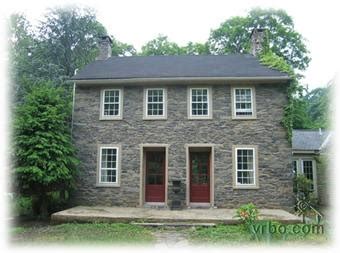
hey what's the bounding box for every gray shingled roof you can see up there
[71,54,289,80]
[292,130,331,151]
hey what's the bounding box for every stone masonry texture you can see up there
[72,83,294,210]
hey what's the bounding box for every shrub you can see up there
[235,203,259,226]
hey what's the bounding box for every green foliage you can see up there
[305,87,331,129]
[189,222,327,245]
[9,7,135,101]
[140,35,210,56]
[140,35,184,56]
[13,83,79,216]
[235,203,259,226]
[209,7,310,70]
[111,37,136,56]
[11,196,33,217]
[11,223,154,244]
[259,50,300,140]
[294,174,313,197]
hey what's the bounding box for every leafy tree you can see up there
[305,86,331,129]
[13,84,78,217]
[9,14,37,101]
[111,37,136,56]
[209,8,310,71]
[140,35,184,56]
[182,42,210,55]
[37,6,107,82]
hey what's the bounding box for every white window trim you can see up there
[231,86,256,119]
[294,158,317,195]
[188,87,212,119]
[143,88,167,120]
[96,144,121,187]
[232,145,259,189]
[100,88,123,120]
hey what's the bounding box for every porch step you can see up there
[131,222,216,227]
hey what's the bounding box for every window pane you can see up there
[147,89,164,116]
[236,149,255,185]
[191,89,208,116]
[235,88,253,116]
[103,90,120,116]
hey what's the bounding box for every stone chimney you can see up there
[250,28,266,56]
[96,35,112,60]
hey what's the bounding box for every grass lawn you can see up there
[11,223,155,245]
[10,221,329,246]
[189,222,329,245]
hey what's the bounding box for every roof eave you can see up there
[72,76,291,85]
[292,149,320,155]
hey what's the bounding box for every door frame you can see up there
[139,144,169,207]
[185,144,215,207]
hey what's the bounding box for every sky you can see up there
[2,0,340,89]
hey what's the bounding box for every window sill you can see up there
[99,117,123,121]
[143,117,167,120]
[233,185,259,190]
[95,183,120,188]
[232,116,257,120]
[188,116,213,120]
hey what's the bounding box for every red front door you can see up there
[145,151,165,202]
[190,152,210,203]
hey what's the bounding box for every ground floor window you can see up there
[98,146,119,185]
[293,158,317,193]
[233,146,258,188]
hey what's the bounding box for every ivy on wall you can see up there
[258,35,300,142]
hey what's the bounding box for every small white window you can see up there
[189,88,211,119]
[144,88,167,119]
[100,89,123,120]
[302,160,316,191]
[99,147,119,185]
[232,87,255,118]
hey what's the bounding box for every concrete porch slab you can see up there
[51,206,302,224]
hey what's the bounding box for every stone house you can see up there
[292,129,332,206]
[71,29,294,210]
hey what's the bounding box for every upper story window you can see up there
[232,87,256,119]
[100,89,123,120]
[189,87,212,119]
[233,146,258,189]
[144,88,167,119]
[98,146,120,186]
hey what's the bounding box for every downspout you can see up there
[71,69,78,138]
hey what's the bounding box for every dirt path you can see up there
[151,227,191,247]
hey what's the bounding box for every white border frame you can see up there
[294,157,318,196]
[232,145,259,189]
[231,86,257,120]
[100,88,123,120]
[188,87,212,119]
[143,88,167,120]
[96,144,121,187]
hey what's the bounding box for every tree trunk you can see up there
[39,193,49,219]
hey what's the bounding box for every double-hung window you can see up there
[189,88,211,119]
[233,146,258,188]
[98,146,120,186]
[144,88,166,119]
[302,160,315,191]
[101,89,123,120]
[232,87,255,118]
[293,159,317,194]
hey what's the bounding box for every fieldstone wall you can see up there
[72,83,294,210]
